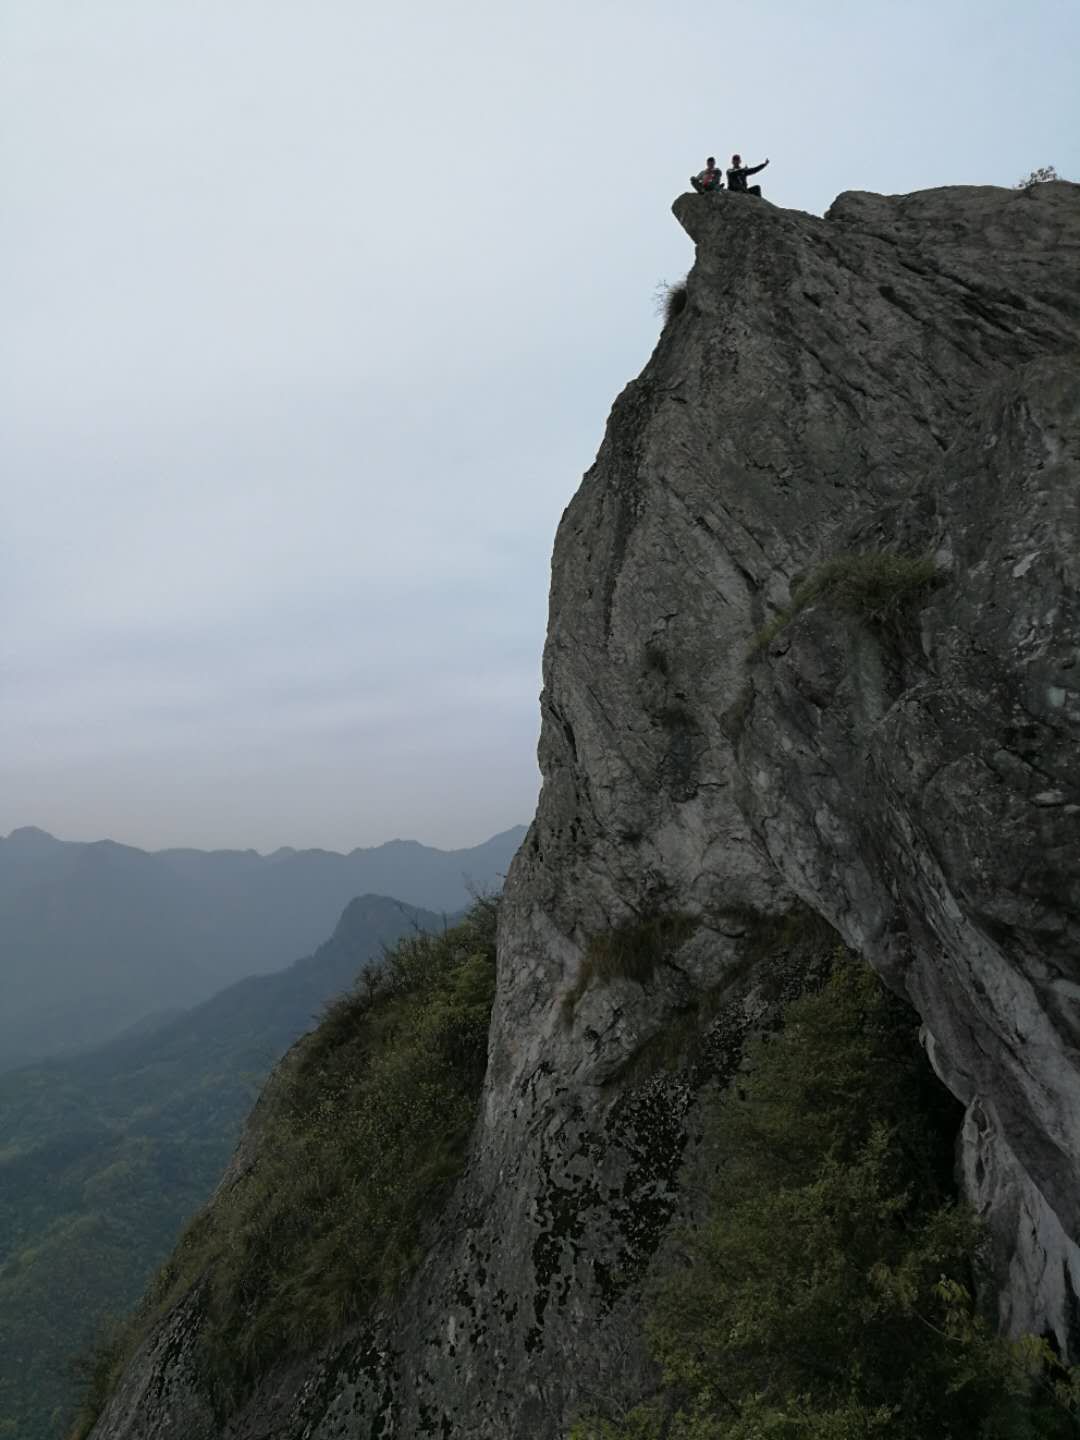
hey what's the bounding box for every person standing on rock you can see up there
[727,154,769,196]
[690,157,724,193]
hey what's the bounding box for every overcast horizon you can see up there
[0,817,526,855]
[4,0,1078,853]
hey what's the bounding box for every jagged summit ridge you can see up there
[89,182,1080,1439]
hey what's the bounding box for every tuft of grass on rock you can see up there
[753,551,937,653]
[562,913,698,1023]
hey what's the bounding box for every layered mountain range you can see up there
[0,824,524,1068]
[87,180,1080,1437]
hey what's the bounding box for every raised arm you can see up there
[746,159,770,176]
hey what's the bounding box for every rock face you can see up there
[742,353,1080,1348]
[90,182,1080,1438]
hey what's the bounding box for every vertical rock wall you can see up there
[90,181,1080,1439]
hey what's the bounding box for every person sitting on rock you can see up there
[727,154,769,196]
[690,157,724,194]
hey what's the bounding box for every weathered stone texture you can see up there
[742,354,1080,1347]
[91,180,1080,1438]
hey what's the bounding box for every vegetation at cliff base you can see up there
[753,552,936,652]
[572,956,1080,1439]
[87,901,499,1424]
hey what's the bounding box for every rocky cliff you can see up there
[89,181,1080,1439]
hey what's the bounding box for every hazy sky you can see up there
[3,1,1077,852]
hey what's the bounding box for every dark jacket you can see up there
[726,161,766,192]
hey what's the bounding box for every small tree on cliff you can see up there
[1016,165,1060,188]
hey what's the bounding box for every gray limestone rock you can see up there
[89,180,1080,1438]
[741,353,1080,1349]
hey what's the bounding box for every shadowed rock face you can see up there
[90,183,1080,1438]
[741,354,1080,1347]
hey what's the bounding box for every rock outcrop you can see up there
[90,181,1080,1439]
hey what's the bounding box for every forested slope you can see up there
[0,895,436,1440]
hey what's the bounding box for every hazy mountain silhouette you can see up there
[0,824,524,1069]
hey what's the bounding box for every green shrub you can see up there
[562,914,698,1022]
[1016,166,1060,188]
[111,902,499,1416]
[572,955,1080,1439]
[604,906,837,1087]
[753,552,936,653]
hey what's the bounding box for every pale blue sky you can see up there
[2,0,1077,850]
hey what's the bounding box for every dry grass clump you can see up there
[654,277,689,324]
[753,552,937,653]
[562,913,697,1023]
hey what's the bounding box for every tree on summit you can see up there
[1016,165,1060,188]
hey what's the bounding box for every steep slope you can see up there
[87,182,1080,1439]
[0,896,436,1440]
[740,353,1080,1345]
[0,825,524,1068]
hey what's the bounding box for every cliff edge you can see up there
[89,181,1080,1438]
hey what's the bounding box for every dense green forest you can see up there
[571,958,1080,1439]
[0,894,435,1440]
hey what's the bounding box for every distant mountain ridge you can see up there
[0,824,525,1069]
